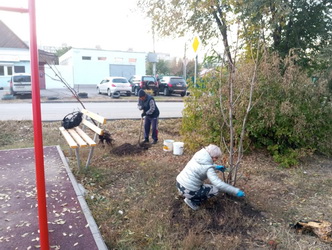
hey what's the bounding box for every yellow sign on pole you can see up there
[192,36,200,86]
[192,36,200,53]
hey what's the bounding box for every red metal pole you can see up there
[0,2,49,249]
[28,0,50,249]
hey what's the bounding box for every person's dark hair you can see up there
[138,89,146,97]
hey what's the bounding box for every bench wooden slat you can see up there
[67,129,88,147]
[60,109,106,170]
[59,127,78,148]
[81,109,106,125]
[82,119,104,135]
[74,127,97,146]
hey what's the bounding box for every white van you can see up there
[9,73,32,95]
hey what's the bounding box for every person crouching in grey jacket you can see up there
[176,144,245,210]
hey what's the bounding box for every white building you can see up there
[0,48,31,88]
[1,20,148,89]
[0,20,58,89]
[0,20,31,88]
[57,48,147,87]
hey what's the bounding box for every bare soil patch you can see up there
[111,142,150,155]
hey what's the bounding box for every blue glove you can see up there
[215,165,226,172]
[236,190,245,197]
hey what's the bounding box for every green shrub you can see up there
[247,53,332,166]
[182,52,332,167]
[181,63,254,154]
[181,78,223,151]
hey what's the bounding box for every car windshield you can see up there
[112,78,128,83]
[170,78,185,84]
[143,77,155,82]
[13,76,31,82]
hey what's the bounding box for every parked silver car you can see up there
[9,73,32,95]
[97,77,132,97]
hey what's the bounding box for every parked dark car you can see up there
[158,76,187,97]
[128,75,159,96]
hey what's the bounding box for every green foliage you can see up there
[247,53,332,167]
[267,145,301,168]
[182,80,217,151]
[185,59,199,80]
[139,0,331,74]
[181,60,254,154]
[138,0,332,167]
[182,52,332,167]
[236,0,332,72]
[138,0,236,64]
[146,57,199,80]
[55,46,72,57]
[146,59,171,75]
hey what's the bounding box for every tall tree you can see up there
[235,0,332,71]
[138,0,332,181]
[146,59,171,75]
[139,0,331,72]
[138,0,236,69]
[186,59,199,81]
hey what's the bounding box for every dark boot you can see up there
[152,140,158,144]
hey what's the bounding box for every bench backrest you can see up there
[81,109,106,136]
[59,109,107,149]
[59,109,107,169]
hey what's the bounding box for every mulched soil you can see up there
[110,142,150,155]
[0,146,103,249]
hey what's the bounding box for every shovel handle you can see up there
[138,116,143,144]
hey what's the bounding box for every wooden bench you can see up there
[59,109,106,170]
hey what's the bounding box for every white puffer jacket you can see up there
[176,148,239,196]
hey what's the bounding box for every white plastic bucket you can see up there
[173,142,184,155]
[163,139,174,152]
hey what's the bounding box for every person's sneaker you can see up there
[142,139,149,143]
[152,140,158,144]
[184,198,199,210]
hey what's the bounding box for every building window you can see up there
[0,66,14,76]
[98,57,107,61]
[14,66,25,73]
[7,66,13,75]
[82,56,91,60]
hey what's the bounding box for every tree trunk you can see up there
[212,5,234,69]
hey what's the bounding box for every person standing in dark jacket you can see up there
[137,89,160,144]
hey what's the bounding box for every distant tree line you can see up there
[146,58,199,80]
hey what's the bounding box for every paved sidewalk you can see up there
[0,146,107,250]
[0,86,184,103]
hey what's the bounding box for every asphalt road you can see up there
[0,102,184,121]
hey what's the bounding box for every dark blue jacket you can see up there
[139,95,160,118]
